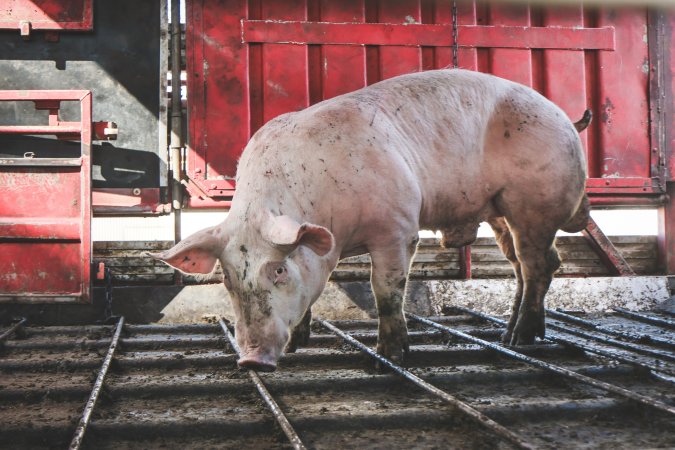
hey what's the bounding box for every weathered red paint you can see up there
[0,0,93,33]
[458,246,471,280]
[92,188,169,215]
[185,2,673,274]
[0,90,92,303]
[186,2,653,202]
[243,20,615,50]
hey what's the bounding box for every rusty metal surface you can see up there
[0,90,92,303]
[0,308,674,449]
[185,2,659,205]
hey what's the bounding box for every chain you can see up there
[451,1,459,68]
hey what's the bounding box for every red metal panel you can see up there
[319,0,367,100]
[241,21,615,49]
[488,4,532,86]
[0,0,93,32]
[542,6,588,153]
[456,2,477,70]
[376,0,421,80]
[594,8,650,181]
[261,0,309,122]
[185,1,660,208]
[0,90,91,303]
[186,0,249,198]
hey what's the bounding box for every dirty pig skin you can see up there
[153,69,591,372]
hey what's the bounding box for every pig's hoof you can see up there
[501,329,513,344]
[376,336,409,366]
[509,314,545,346]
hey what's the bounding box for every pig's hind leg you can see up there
[368,235,419,363]
[505,220,560,346]
[487,217,523,344]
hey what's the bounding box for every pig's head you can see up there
[152,212,335,372]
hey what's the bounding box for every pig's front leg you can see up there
[369,239,417,363]
[286,308,311,353]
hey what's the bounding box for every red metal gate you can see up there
[0,91,92,303]
[185,1,665,208]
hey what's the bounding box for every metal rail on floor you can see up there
[409,312,675,417]
[547,308,675,351]
[0,317,27,345]
[544,316,675,363]
[453,306,675,381]
[317,318,535,450]
[613,308,675,330]
[69,316,125,450]
[218,320,307,450]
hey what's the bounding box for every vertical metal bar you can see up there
[170,0,183,284]
[79,91,93,302]
[170,0,183,212]
[317,318,535,450]
[69,317,125,450]
[0,318,27,344]
[218,320,307,450]
[613,308,675,330]
[409,313,675,416]
[458,245,471,279]
[581,216,635,276]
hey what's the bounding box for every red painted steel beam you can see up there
[0,90,90,101]
[0,219,81,240]
[241,20,615,50]
[590,195,666,207]
[581,217,635,276]
[92,188,170,215]
[0,124,81,135]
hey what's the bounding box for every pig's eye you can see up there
[274,266,287,285]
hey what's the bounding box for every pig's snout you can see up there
[235,322,288,372]
[238,353,278,372]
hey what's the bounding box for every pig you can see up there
[153,69,590,372]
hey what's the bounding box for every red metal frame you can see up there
[185,2,658,202]
[0,0,93,36]
[184,2,674,275]
[0,90,92,303]
[242,20,615,50]
[92,188,169,215]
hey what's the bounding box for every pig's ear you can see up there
[149,226,224,274]
[263,214,334,257]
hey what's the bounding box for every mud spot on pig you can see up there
[241,289,273,326]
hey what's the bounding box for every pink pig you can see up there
[154,69,590,372]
